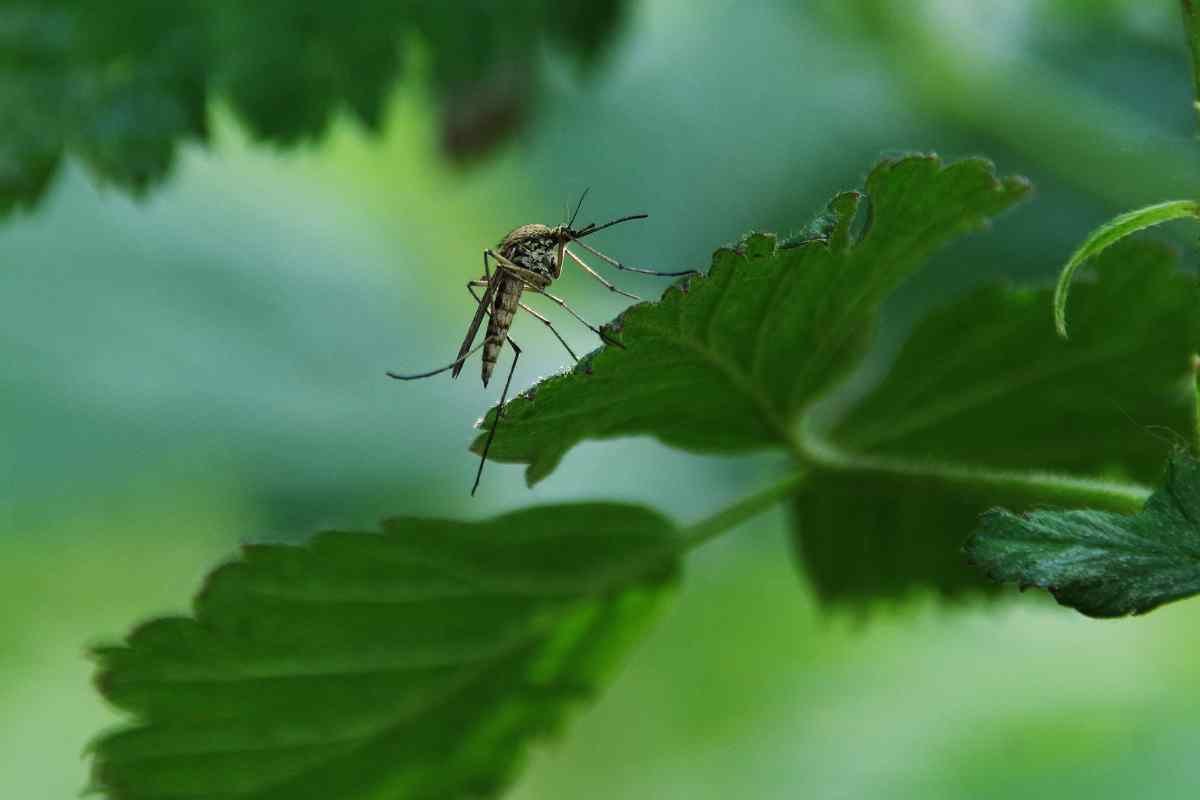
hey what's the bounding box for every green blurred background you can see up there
[4,0,1200,797]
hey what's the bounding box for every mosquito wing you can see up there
[451,271,500,379]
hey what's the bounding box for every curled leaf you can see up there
[1053,200,1200,338]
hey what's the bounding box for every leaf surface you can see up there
[794,239,1200,605]
[966,451,1200,617]
[834,238,1200,485]
[89,503,678,799]
[474,155,1030,485]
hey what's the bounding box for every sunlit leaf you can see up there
[89,503,679,799]
[967,450,1200,617]
[473,155,1030,484]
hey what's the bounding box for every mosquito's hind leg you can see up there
[572,238,699,277]
[387,341,486,380]
[472,336,522,496]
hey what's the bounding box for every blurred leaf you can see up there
[1054,200,1200,338]
[90,503,679,799]
[791,469,1049,604]
[0,0,631,214]
[1184,0,1200,129]
[967,450,1200,617]
[473,155,1030,484]
[794,239,1200,606]
[0,2,210,210]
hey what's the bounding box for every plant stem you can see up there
[681,470,809,551]
[677,430,1155,556]
[1192,353,1200,455]
[799,427,1150,516]
[1184,0,1200,132]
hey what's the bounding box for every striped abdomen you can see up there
[482,273,523,386]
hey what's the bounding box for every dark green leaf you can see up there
[966,450,1200,617]
[834,238,1200,485]
[0,0,631,214]
[791,469,1049,604]
[794,238,1200,606]
[89,503,679,799]
[473,155,1030,485]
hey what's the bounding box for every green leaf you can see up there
[89,503,679,800]
[794,238,1200,605]
[791,469,1051,604]
[1053,200,1200,338]
[835,238,1200,486]
[966,450,1200,617]
[473,155,1030,485]
[0,1,631,214]
[1183,0,1200,130]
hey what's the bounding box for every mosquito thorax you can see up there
[499,223,570,279]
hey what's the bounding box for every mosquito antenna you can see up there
[572,213,648,239]
[568,188,590,229]
[472,339,522,495]
[387,341,486,380]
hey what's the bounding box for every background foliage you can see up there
[3,0,1200,798]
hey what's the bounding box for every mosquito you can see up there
[388,191,697,495]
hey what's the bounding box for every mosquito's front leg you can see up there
[571,238,699,277]
[486,250,551,290]
[564,247,642,301]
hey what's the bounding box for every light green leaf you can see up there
[794,238,1199,605]
[1053,200,1200,338]
[89,503,679,799]
[966,450,1200,617]
[473,155,1030,485]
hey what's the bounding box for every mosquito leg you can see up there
[472,336,522,496]
[571,238,699,277]
[470,279,577,363]
[524,285,625,350]
[481,250,491,279]
[564,247,642,301]
[486,250,551,289]
[519,301,579,362]
[387,340,486,380]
